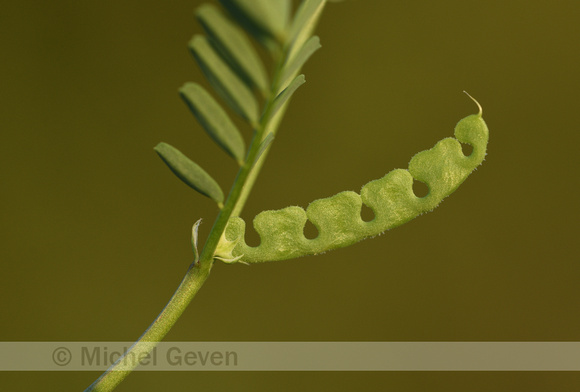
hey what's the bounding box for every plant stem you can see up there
[82,263,209,392]
[84,43,290,392]
[230,50,290,218]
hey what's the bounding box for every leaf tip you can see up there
[153,142,167,154]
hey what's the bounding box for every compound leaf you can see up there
[155,142,224,205]
[179,82,245,164]
[189,35,259,125]
[219,0,291,44]
[270,75,306,119]
[196,4,269,94]
[287,0,326,62]
[253,132,275,167]
[280,35,321,90]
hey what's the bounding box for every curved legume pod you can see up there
[216,100,489,263]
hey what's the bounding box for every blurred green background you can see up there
[2,0,579,390]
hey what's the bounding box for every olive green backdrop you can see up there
[2,0,579,391]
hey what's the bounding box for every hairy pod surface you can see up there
[217,109,489,263]
[216,113,489,263]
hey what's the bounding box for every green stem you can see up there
[231,103,289,217]
[230,49,291,218]
[84,42,291,392]
[82,263,209,392]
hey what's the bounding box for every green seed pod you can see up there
[217,99,489,263]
